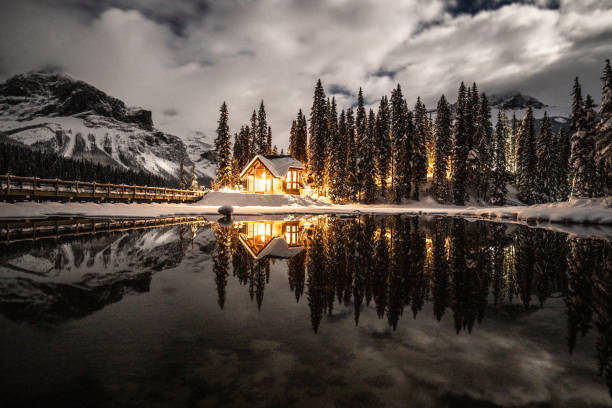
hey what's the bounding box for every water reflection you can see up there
[210,215,611,397]
[1,214,611,402]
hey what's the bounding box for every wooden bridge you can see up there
[1,174,206,203]
[0,216,208,244]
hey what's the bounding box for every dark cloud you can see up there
[328,84,352,97]
[445,0,560,16]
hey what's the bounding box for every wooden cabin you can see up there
[238,220,305,259]
[239,155,306,194]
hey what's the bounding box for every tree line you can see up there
[0,139,172,187]
[213,60,611,204]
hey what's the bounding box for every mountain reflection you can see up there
[212,215,611,397]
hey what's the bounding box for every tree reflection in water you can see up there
[211,215,612,397]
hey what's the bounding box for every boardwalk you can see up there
[1,174,206,203]
[0,216,208,244]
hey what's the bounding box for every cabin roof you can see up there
[239,236,304,259]
[240,154,305,179]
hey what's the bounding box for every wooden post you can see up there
[33,177,37,197]
[55,178,59,197]
[133,186,136,200]
[92,182,96,198]
[107,184,111,198]
[76,181,79,197]
[6,174,10,195]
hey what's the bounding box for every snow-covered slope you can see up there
[0,71,214,184]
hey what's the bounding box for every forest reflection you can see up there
[212,216,612,396]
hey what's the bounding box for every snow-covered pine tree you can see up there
[214,102,233,189]
[490,109,508,205]
[467,83,480,151]
[257,101,268,155]
[289,120,297,156]
[326,97,339,195]
[400,104,415,200]
[535,112,557,202]
[557,127,571,200]
[290,109,308,165]
[570,95,598,197]
[267,126,272,155]
[363,109,378,202]
[309,80,328,193]
[413,96,428,200]
[452,82,469,205]
[475,93,493,201]
[595,59,612,195]
[390,84,408,201]
[249,110,258,159]
[329,108,348,202]
[570,77,584,132]
[346,107,359,201]
[356,87,368,199]
[516,106,537,204]
[272,145,278,155]
[433,94,452,203]
[232,132,241,185]
[376,96,391,198]
[507,113,518,176]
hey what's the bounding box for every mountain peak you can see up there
[0,71,153,130]
[489,91,547,109]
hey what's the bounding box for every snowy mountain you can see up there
[0,71,215,185]
[489,91,547,110]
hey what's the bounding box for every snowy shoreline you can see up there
[0,193,610,239]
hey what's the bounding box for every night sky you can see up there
[1,0,611,147]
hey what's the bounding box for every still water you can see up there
[0,215,610,407]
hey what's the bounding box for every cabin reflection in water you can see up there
[238,220,306,259]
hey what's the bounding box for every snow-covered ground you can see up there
[1,193,611,238]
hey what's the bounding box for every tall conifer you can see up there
[433,94,452,202]
[516,107,537,203]
[452,82,469,205]
[214,102,233,189]
[309,80,328,192]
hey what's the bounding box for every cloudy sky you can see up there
[1,0,611,148]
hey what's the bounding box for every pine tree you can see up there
[390,84,408,201]
[329,108,348,201]
[467,83,480,151]
[356,88,368,199]
[257,101,268,155]
[309,80,328,192]
[363,109,378,202]
[432,94,452,202]
[507,113,518,176]
[557,127,571,200]
[272,145,278,155]
[413,97,428,200]
[490,109,508,205]
[571,77,584,132]
[214,102,233,189]
[290,109,308,164]
[595,59,612,195]
[376,96,391,198]
[289,120,297,157]
[326,97,339,196]
[249,110,258,159]
[452,82,469,205]
[267,126,272,154]
[570,94,597,197]
[475,93,493,201]
[535,111,557,202]
[401,104,415,200]
[346,107,359,200]
[516,107,537,204]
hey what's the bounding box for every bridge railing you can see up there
[1,174,206,202]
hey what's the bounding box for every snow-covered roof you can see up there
[239,236,304,259]
[240,154,305,179]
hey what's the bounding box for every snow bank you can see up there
[1,195,610,238]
